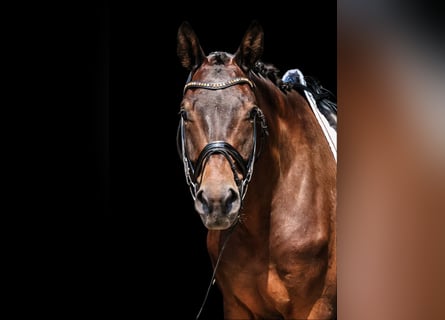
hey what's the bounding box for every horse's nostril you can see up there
[223,188,238,214]
[196,190,211,214]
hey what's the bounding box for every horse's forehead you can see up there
[188,88,247,115]
[195,53,243,80]
[184,52,254,110]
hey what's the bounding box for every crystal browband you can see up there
[183,77,254,94]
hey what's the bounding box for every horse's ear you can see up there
[177,21,206,71]
[234,20,264,71]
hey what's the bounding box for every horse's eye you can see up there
[248,106,259,121]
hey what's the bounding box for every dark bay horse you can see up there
[177,21,337,319]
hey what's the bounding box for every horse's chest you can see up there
[216,248,326,315]
[223,247,325,284]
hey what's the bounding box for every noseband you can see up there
[177,77,268,202]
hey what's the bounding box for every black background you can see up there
[21,2,336,318]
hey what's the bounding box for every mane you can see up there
[252,61,282,85]
[251,61,337,130]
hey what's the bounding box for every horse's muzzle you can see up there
[194,184,241,230]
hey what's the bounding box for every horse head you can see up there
[177,21,267,230]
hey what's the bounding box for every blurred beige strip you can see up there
[338,4,445,319]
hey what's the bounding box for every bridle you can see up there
[177,76,268,202]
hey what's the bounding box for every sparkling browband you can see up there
[183,77,254,94]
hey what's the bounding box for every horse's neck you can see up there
[249,86,336,203]
[261,88,326,159]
